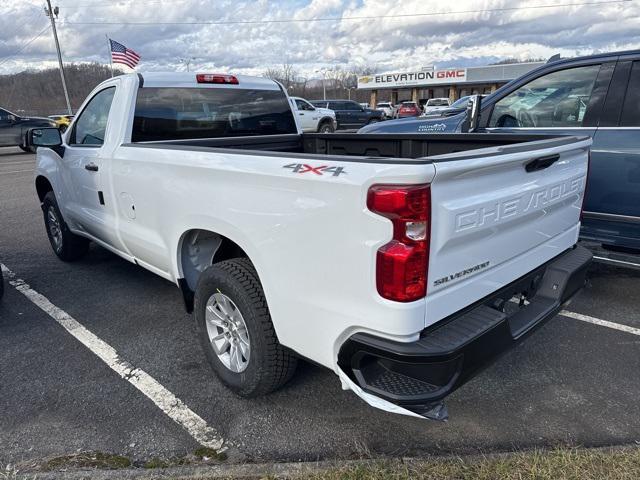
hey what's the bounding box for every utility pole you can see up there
[45,0,72,115]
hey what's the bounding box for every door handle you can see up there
[84,162,99,172]
[525,154,560,172]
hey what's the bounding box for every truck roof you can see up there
[134,72,282,90]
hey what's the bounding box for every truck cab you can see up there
[361,49,640,254]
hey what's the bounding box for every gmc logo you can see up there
[436,70,465,79]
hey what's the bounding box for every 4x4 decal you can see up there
[283,163,347,177]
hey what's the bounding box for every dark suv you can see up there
[310,100,384,129]
[360,49,640,255]
[0,107,57,152]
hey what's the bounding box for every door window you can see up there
[489,65,600,128]
[70,87,116,145]
[344,102,361,111]
[620,61,640,127]
[295,99,314,111]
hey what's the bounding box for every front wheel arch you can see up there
[35,175,54,204]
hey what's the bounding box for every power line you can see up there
[60,0,632,25]
[58,0,188,8]
[0,24,51,68]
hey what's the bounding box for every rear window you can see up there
[132,87,297,142]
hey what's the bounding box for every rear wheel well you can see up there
[178,229,248,312]
[35,176,53,203]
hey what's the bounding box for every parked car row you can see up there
[309,99,384,129]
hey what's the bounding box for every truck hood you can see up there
[20,116,57,126]
[316,107,335,118]
[358,112,464,134]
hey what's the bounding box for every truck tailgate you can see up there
[425,136,591,326]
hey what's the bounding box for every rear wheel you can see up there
[194,258,297,397]
[318,121,335,133]
[42,192,90,261]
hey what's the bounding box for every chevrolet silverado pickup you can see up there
[30,72,592,420]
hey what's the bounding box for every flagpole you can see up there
[105,35,114,77]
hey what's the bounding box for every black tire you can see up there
[19,145,37,153]
[317,121,335,133]
[367,118,380,125]
[42,191,90,262]
[195,258,297,397]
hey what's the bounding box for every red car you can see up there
[396,101,421,118]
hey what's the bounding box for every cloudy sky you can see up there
[2,0,639,78]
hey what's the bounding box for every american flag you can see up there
[109,39,140,69]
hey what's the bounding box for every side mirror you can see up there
[461,95,482,133]
[28,127,63,148]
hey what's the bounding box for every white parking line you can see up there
[560,310,640,336]
[0,264,225,452]
[0,160,35,165]
[0,169,33,175]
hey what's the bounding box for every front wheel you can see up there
[195,258,297,397]
[42,192,90,262]
[318,121,335,133]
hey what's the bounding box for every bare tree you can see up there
[263,62,298,91]
[0,63,123,116]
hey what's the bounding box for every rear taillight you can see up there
[367,184,431,302]
[196,73,239,84]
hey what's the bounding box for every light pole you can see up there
[44,0,72,115]
[315,69,327,100]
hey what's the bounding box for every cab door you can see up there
[60,85,124,251]
[585,58,640,249]
[0,109,20,146]
[293,98,317,132]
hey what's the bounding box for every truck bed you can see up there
[126,132,583,163]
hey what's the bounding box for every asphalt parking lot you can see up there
[1,146,639,468]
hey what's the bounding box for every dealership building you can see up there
[357,62,545,107]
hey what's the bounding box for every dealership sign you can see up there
[357,68,467,89]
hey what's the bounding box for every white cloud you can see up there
[1,0,638,77]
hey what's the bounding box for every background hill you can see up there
[0,63,123,116]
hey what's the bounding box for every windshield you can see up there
[450,96,471,108]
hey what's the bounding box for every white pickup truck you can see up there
[289,96,337,133]
[30,72,592,420]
